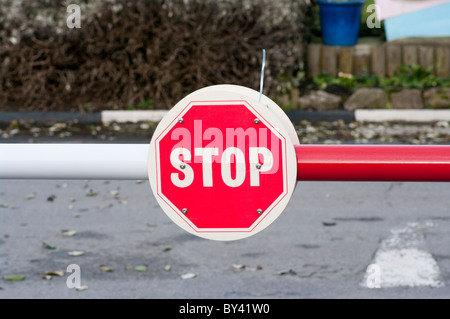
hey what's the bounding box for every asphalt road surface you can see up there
[1,176,450,299]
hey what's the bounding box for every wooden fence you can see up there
[307,38,450,78]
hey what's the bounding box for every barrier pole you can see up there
[1,143,450,182]
[295,144,450,182]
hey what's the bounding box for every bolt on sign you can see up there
[148,85,297,241]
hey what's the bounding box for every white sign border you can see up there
[148,85,297,241]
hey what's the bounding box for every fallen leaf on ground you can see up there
[278,269,297,276]
[98,204,113,209]
[76,285,88,291]
[62,230,77,236]
[99,265,114,272]
[86,190,98,197]
[45,270,65,277]
[109,189,119,196]
[232,264,262,271]
[3,275,26,281]
[180,273,197,280]
[134,265,148,272]
[67,251,84,256]
[322,221,337,226]
[42,242,56,250]
[232,264,246,270]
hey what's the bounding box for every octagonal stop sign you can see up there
[148,85,297,240]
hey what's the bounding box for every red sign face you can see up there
[148,86,297,240]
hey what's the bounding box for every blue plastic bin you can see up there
[317,0,365,46]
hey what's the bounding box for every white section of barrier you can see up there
[0,144,149,180]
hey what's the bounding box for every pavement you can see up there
[1,176,450,299]
[1,114,450,301]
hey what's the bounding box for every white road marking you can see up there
[363,221,443,288]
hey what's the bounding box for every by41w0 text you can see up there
[179,302,270,316]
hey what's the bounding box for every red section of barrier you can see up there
[295,144,450,182]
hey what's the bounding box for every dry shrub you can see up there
[0,0,313,111]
